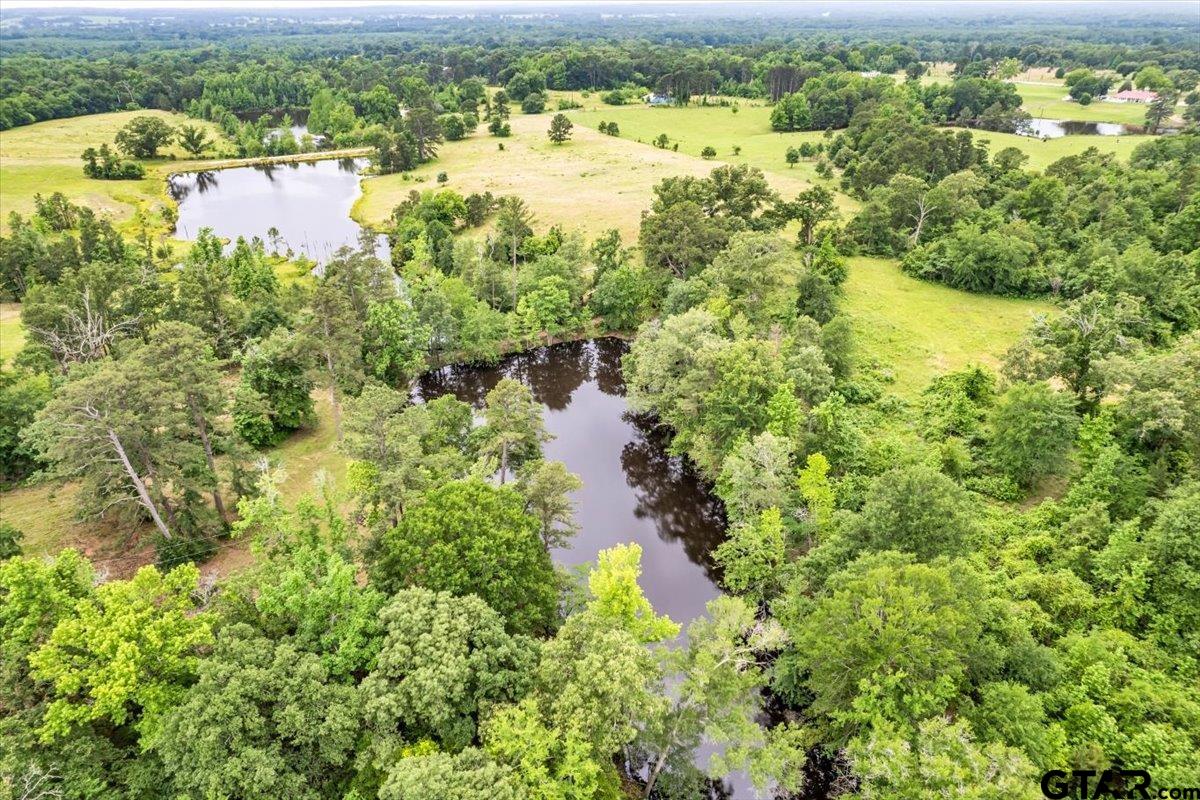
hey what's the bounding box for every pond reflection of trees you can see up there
[167,170,218,203]
[621,412,727,583]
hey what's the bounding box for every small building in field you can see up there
[644,93,674,106]
[1105,89,1159,104]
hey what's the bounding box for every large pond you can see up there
[416,338,727,628]
[168,157,388,263]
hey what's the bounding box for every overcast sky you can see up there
[4,0,1192,7]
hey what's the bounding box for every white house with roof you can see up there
[1105,89,1159,104]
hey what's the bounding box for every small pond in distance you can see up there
[416,338,727,629]
[168,157,387,263]
[1022,117,1146,137]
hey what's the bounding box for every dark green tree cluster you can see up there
[847,131,1200,308]
[620,138,1200,796]
[80,145,145,180]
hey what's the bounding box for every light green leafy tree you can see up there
[30,563,213,745]
[363,299,431,385]
[714,506,787,605]
[636,595,794,798]
[988,381,1079,488]
[379,747,521,800]
[516,459,583,549]
[848,716,1041,800]
[480,377,550,484]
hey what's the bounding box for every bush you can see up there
[0,522,22,560]
[81,144,146,180]
[521,92,547,114]
[701,145,717,159]
[589,264,654,330]
[965,474,1022,502]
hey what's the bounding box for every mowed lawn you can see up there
[0,110,229,231]
[969,128,1155,171]
[843,257,1055,397]
[1015,82,1160,126]
[356,111,837,241]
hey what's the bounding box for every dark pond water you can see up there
[1022,117,1146,137]
[419,340,776,798]
[168,157,387,263]
[416,338,728,629]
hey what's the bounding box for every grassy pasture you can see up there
[566,104,846,199]
[356,110,838,241]
[969,128,1154,171]
[1015,82,1157,126]
[0,110,229,232]
[1,303,24,366]
[842,257,1054,397]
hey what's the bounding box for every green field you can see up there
[842,257,1054,397]
[356,110,838,241]
[566,103,842,196]
[1,303,24,366]
[969,128,1155,171]
[1015,82,1158,126]
[0,110,230,232]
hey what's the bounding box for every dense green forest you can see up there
[3,3,1199,129]
[2,4,1199,800]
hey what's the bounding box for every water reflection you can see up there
[1022,117,1145,138]
[415,338,727,627]
[169,157,388,263]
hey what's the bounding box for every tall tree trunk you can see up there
[643,715,682,799]
[499,439,509,485]
[108,428,172,540]
[135,441,179,531]
[910,198,935,246]
[190,401,226,522]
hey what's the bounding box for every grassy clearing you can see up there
[1015,82,1156,126]
[565,104,851,206]
[356,111,837,241]
[0,110,230,232]
[969,128,1154,171]
[0,390,346,577]
[842,256,1054,398]
[1,303,24,366]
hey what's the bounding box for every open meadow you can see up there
[1015,81,1163,125]
[842,257,1055,397]
[967,128,1155,170]
[0,302,24,366]
[355,109,844,240]
[0,110,229,232]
